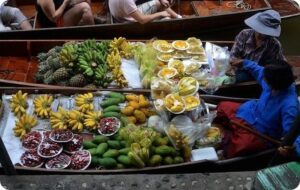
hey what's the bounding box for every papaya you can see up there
[83,141,97,149]
[107,140,121,149]
[155,145,174,156]
[108,92,125,102]
[99,158,117,169]
[153,137,169,146]
[133,110,146,123]
[117,155,132,166]
[103,105,120,113]
[91,157,100,166]
[173,156,184,164]
[92,135,109,144]
[127,116,137,124]
[119,147,130,155]
[102,112,121,119]
[88,148,97,156]
[96,143,108,157]
[163,156,173,165]
[125,94,139,102]
[148,155,162,167]
[116,163,125,169]
[103,149,119,158]
[100,98,121,108]
[128,101,139,109]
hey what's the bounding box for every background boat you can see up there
[1,0,299,41]
[0,87,289,174]
[0,40,299,98]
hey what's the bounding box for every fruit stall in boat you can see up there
[0,87,286,175]
[1,0,300,39]
[0,38,299,98]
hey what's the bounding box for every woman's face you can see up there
[254,32,268,42]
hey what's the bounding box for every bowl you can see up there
[172,40,190,51]
[98,117,121,136]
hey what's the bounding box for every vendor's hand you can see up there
[160,0,171,8]
[230,58,244,68]
[278,146,295,157]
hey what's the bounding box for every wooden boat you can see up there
[0,87,290,174]
[1,0,300,40]
[0,39,299,98]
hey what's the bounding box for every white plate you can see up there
[37,144,63,158]
[156,43,174,53]
[45,154,71,169]
[157,54,173,62]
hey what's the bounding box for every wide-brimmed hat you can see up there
[245,10,281,37]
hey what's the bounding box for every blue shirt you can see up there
[236,60,299,142]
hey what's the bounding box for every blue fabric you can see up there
[235,69,254,83]
[236,60,300,153]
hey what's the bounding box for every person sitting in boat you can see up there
[0,3,32,31]
[108,0,181,24]
[230,10,285,83]
[36,0,94,28]
[215,58,299,158]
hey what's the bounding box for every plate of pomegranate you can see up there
[22,131,42,150]
[20,149,44,168]
[63,134,83,154]
[98,117,121,136]
[45,153,71,169]
[37,139,63,158]
[70,150,91,170]
[49,129,74,143]
[41,130,51,140]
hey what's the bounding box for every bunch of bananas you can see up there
[13,114,37,138]
[128,143,150,168]
[109,37,134,59]
[50,107,70,130]
[94,64,113,88]
[59,44,78,67]
[78,50,106,77]
[75,93,94,113]
[10,90,28,118]
[33,95,54,119]
[68,110,85,132]
[107,50,128,88]
[84,111,102,131]
[78,39,97,52]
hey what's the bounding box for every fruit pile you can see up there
[20,129,90,170]
[35,39,119,88]
[84,124,190,169]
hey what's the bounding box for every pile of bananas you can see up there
[33,95,54,119]
[107,50,128,88]
[50,107,70,130]
[68,110,85,132]
[109,37,134,59]
[94,64,113,88]
[13,114,37,138]
[78,50,106,77]
[84,111,102,131]
[10,90,28,118]
[59,44,78,68]
[75,93,94,113]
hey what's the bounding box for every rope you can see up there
[226,0,251,10]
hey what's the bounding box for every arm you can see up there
[234,59,264,84]
[38,0,70,22]
[129,10,170,24]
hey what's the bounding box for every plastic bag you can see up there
[205,42,230,77]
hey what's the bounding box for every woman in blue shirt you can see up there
[216,59,299,158]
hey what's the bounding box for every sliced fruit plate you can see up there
[20,149,44,168]
[98,117,121,136]
[152,40,169,50]
[70,150,91,170]
[164,94,186,114]
[172,40,190,51]
[37,139,63,158]
[63,134,83,154]
[178,77,199,97]
[45,153,71,169]
[22,131,42,150]
[49,129,74,143]
[168,59,185,74]
[156,43,174,53]
[158,67,178,79]
[183,95,200,111]
[157,53,173,62]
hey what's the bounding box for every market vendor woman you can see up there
[215,58,300,158]
[230,10,285,83]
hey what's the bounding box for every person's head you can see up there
[245,10,281,37]
[264,60,294,91]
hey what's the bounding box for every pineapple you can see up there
[53,67,70,81]
[69,74,86,87]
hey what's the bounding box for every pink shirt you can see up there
[109,0,138,22]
